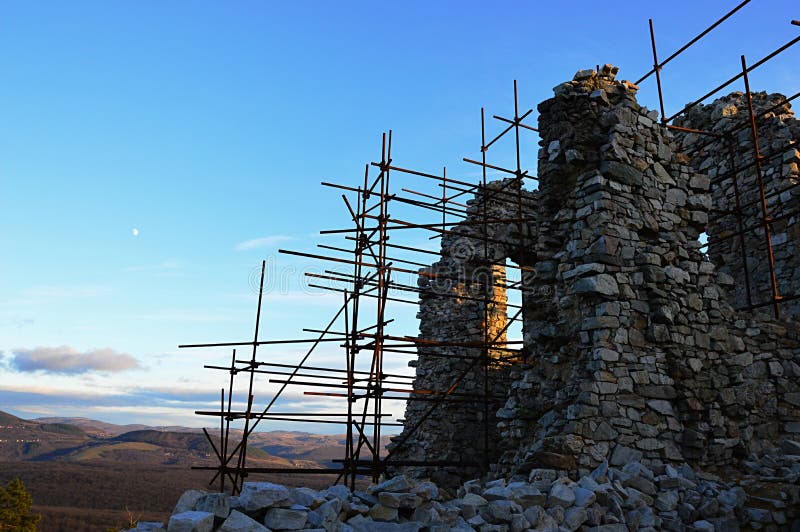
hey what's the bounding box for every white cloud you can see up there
[235,235,292,251]
[0,382,128,400]
[0,313,35,328]
[14,405,58,416]
[8,345,141,374]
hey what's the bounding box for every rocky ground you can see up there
[124,444,799,531]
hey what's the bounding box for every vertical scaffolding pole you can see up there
[648,19,667,123]
[724,137,754,310]
[741,54,781,318]
[480,106,491,473]
[233,260,267,492]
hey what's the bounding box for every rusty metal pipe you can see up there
[635,0,751,85]
[666,34,800,123]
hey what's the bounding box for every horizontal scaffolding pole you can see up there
[202,364,411,386]
[270,378,504,400]
[306,271,526,311]
[244,359,413,380]
[192,466,351,475]
[736,291,800,313]
[402,186,469,210]
[305,391,504,404]
[463,158,533,179]
[492,113,538,133]
[318,214,536,235]
[180,337,345,349]
[483,108,534,151]
[195,411,390,418]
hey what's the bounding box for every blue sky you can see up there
[1,1,798,432]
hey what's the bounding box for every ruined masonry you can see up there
[140,65,800,532]
[391,65,800,487]
[676,92,800,318]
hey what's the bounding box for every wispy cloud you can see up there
[0,381,394,433]
[7,346,141,375]
[0,384,127,401]
[21,285,111,299]
[0,314,34,329]
[235,235,292,251]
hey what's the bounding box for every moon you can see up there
[132,228,139,237]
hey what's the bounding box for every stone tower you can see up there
[394,66,800,487]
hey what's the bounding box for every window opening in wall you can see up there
[504,259,524,354]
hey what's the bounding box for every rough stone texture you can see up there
[239,482,291,512]
[174,490,206,514]
[128,523,166,532]
[196,493,230,519]
[154,466,798,530]
[263,507,307,530]
[391,65,800,490]
[217,510,268,532]
[675,91,800,318]
[388,178,538,486]
[166,511,214,532]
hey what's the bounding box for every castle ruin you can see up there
[390,66,800,488]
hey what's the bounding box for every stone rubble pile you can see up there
[728,443,800,528]
[742,438,800,481]
[126,453,800,531]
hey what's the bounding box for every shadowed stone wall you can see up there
[393,66,800,488]
[674,92,800,317]
[388,180,537,486]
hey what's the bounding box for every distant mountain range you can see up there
[0,410,388,469]
[32,415,198,437]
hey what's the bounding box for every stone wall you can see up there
[499,65,705,475]
[388,180,537,486]
[394,65,800,489]
[675,92,800,318]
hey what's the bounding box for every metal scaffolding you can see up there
[641,3,800,318]
[179,81,537,493]
[179,2,800,494]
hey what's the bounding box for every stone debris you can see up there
[239,482,291,512]
[218,511,267,532]
[198,493,231,519]
[263,506,308,530]
[167,510,215,532]
[132,524,166,532]
[130,458,799,530]
[175,490,207,514]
